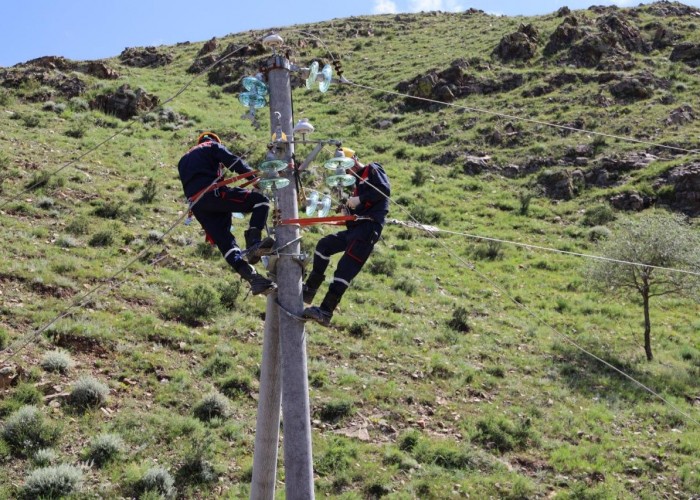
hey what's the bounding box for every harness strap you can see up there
[187,169,260,203]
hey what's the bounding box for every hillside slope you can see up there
[1,2,699,498]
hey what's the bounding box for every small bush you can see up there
[347,320,370,339]
[411,167,427,186]
[202,353,234,376]
[447,306,471,333]
[0,89,11,106]
[398,429,422,452]
[171,284,219,325]
[581,204,616,227]
[175,442,219,486]
[138,466,176,498]
[69,376,109,411]
[318,399,353,423]
[66,216,90,235]
[2,405,59,456]
[92,201,122,219]
[0,326,8,349]
[409,204,442,224]
[193,391,231,421]
[394,277,417,296]
[69,97,89,111]
[40,350,74,374]
[23,464,83,499]
[473,416,535,453]
[518,190,535,216]
[88,230,114,247]
[32,448,58,467]
[367,253,396,276]
[138,178,158,203]
[55,235,81,248]
[471,241,504,261]
[22,114,41,128]
[36,196,55,209]
[217,374,252,399]
[216,281,242,310]
[24,171,51,191]
[85,433,124,467]
[65,123,87,138]
[587,225,611,242]
[194,242,217,258]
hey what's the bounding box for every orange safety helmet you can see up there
[197,131,222,145]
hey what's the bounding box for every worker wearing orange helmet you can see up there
[303,146,390,326]
[178,132,275,296]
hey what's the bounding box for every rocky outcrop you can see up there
[89,84,159,120]
[494,24,540,62]
[670,43,700,67]
[197,37,218,57]
[119,47,173,68]
[544,16,585,56]
[537,168,585,199]
[665,105,695,126]
[397,59,525,109]
[609,192,654,211]
[655,163,700,215]
[609,77,654,101]
[86,62,119,80]
[643,1,700,17]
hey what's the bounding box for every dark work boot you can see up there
[235,261,277,296]
[244,228,275,265]
[303,290,342,327]
[302,271,325,304]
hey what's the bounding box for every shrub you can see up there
[69,97,89,111]
[581,204,616,227]
[447,306,471,333]
[175,442,219,486]
[65,123,87,138]
[471,241,504,261]
[410,204,442,224]
[2,405,59,456]
[40,350,75,374]
[216,281,242,310]
[202,354,234,376]
[193,391,231,421]
[23,464,83,499]
[217,374,252,399]
[0,326,8,349]
[138,178,158,203]
[0,89,11,106]
[518,190,535,216]
[66,216,90,235]
[367,253,396,276]
[411,166,427,186]
[92,201,122,219]
[32,448,58,467]
[398,429,422,452]
[171,284,219,325]
[347,320,370,339]
[138,466,176,498]
[587,225,611,242]
[25,171,51,191]
[36,196,55,209]
[318,399,353,423]
[22,114,41,128]
[473,416,535,453]
[394,277,417,296]
[88,230,114,247]
[55,235,80,248]
[85,433,124,467]
[69,376,109,411]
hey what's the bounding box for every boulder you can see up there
[119,47,173,68]
[665,105,695,126]
[609,78,654,101]
[494,24,540,62]
[609,192,652,211]
[198,37,218,57]
[86,62,119,80]
[462,156,492,176]
[544,16,584,56]
[537,168,584,199]
[89,84,159,120]
[670,42,700,67]
[596,13,649,54]
[658,163,700,215]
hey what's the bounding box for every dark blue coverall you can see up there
[306,162,391,314]
[178,140,270,270]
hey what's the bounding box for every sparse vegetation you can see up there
[0,4,700,498]
[22,464,83,499]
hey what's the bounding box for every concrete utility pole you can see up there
[251,35,314,500]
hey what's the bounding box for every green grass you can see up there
[0,4,699,498]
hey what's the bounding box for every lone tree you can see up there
[586,212,700,361]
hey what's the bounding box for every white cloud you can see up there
[373,0,398,14]
[408,0,464,12]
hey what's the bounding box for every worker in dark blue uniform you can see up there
[178,132,276,296]
[303,147,390,326]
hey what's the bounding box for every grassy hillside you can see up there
[1,3,699,498]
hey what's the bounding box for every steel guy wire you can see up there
[389,221,700,278]
[348,167,700,428]
[0,171,225,365]
[0,36,263,210]
[343,80,700,156]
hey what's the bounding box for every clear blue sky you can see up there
[1,0,697,67]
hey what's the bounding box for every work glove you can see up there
[347,196,361,209]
